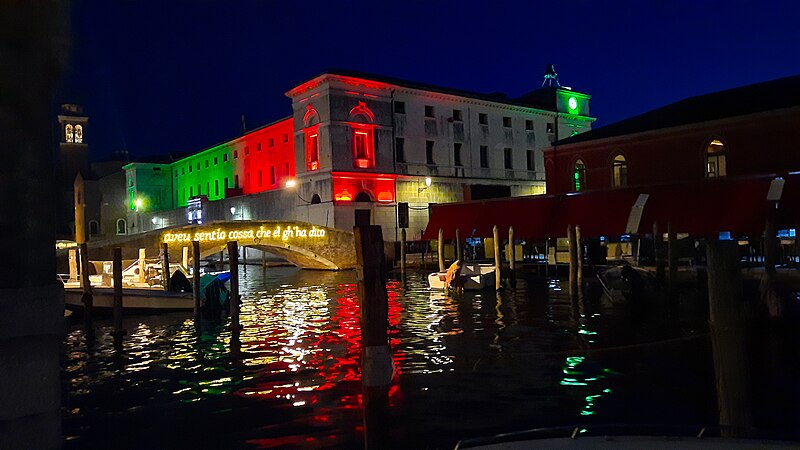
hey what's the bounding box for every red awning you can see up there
[423,175,793,241]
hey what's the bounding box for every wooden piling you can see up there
[400,229,406,276]
[112,247,124,343]
[161,243,170,291]
[654,222,665,282]
[667,221,677,285]
[455,228,462,262]
[568,225,577,298]
[508,226,516,272]
[438,228,445,272]
[138,248,146,284]
[79,242,93,332]
[182,246,189,271]
[261,249,266,269]
[544,239,550,278]
[354,225,393,450]
[68,248,78,282]
[575,225,583,291]
[192,240,200,319]
[227,241,240,330]
[493,225,501,290]
[242,246,247,269]
[706,239,753,436]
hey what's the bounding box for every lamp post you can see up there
[418,177,432,194]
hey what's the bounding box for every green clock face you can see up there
[568,96,578,112]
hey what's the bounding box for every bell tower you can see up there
[57,103,89,189]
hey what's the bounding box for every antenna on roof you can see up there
[542,64,560,88]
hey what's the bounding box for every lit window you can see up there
[573,159,586,191]
[353,130,372,168]
[706,139,727,178]
[65,124,74,143]
[612,154,628,187]
[74,125,83,143]
[306,132,319,171]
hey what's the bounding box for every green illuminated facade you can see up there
[170,142,237,207]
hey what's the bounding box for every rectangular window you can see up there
[504,148,513,169]
[355,131,368,160]
[197,183,201,195]
[234,174,239,188]
[479,113,488,125]
[425,105,434,118]
[270,167,276,185]
[269,138,274,147]
[181,168,185,175]
[233,150,238,159]
[503,117,512,128]
[480,145,489,168]
[394,101,406,114]
[426,140,435,165]
[205,160,209,168]
[223,153,228,162]
[527,150,535,171]
[245,146,250,155]
[189,186,193,197]
[197,163,200,170]
[188,165,192,173]
[215,179,219,196]
[454,143,462,166]
[306,132,320,171]
[453,109,463,122]
[258,170,263,187]
[547,122,555,134]
[214,157,218,165]
[224,178,229,189]
[283,134,288,143]
[257,143,262,152]
[525,120,534,131]
[395,137,405,163]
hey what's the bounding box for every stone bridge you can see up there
[68,220,356,270]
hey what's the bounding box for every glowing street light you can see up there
[134,199,142,212]
[285,179,297,188]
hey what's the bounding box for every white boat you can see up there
[64,287,194,314]
[428,263,496,291]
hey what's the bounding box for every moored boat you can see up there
[428,263,496,291]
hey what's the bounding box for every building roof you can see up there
[313,68,580,112]
[557,73,800,146]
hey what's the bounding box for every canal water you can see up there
[62,267,800,448]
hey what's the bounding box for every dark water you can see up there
[62,267,800,449]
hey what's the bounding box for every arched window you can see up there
[349,102,375,169]
[573,159,586,191]
[706,139,727,177]
[304,105,321,171]
[89,220,99,236]
[116,218,127,235]
[611,154,628,187]
[354,192,372,202]
[74,125,83,143]
[310,194,321,204]
[65,124,74,143]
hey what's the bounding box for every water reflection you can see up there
[62,268,741,448]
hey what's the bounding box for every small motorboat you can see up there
[428,263,496,291]
[596,265,660,304]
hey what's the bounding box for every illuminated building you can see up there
[124,68,595,241]
[544,74,800,194]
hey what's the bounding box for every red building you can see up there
[544,74,800,194]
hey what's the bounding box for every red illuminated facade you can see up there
[241,117,296,195]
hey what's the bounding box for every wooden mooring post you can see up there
[227,241,241,331]
[654,222,665,282]
[508,226,516,284]
[161,243,170,291]
[138,248,146,284]
[354,225,393,450]
[438,228,445,272]
[68,248,78,282]
[575,225,583,294]
[455,228,462,262]
[706,239,753,437]
[568,225,578,298]
[400,229,406,276]
[192,240,201,320]
[493,225,502,290]
[79,242,93,337]
[112,247,125,347]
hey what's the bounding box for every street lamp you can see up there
[418,177,432,194]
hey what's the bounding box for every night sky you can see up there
[62,0,800,161]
